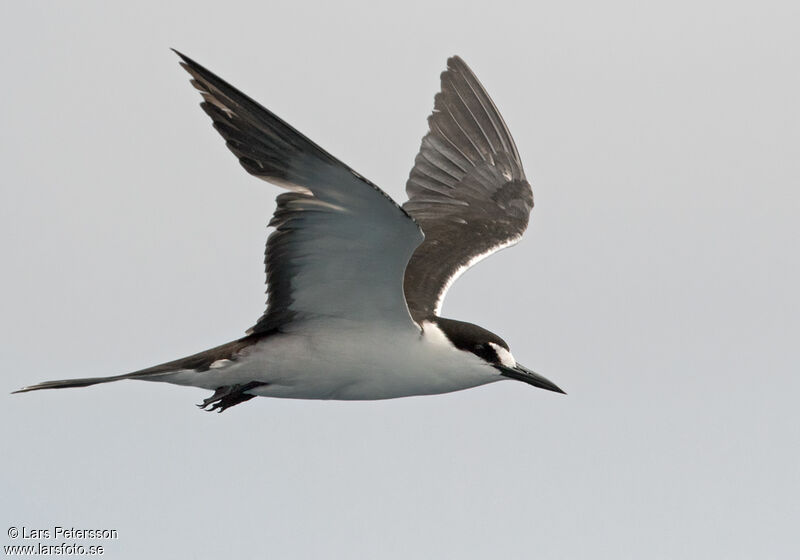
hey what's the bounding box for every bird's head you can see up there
[434,317,565,394]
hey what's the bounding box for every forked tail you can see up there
[13,336,258,395]
[13,373,156,394]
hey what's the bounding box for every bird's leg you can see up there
[197,381,267,413]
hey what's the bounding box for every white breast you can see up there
[151,319,502,400]
[240,320,502,400]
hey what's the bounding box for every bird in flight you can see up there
[15,51,565,411]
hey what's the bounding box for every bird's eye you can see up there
[470,342,498,363]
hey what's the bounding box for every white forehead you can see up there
[488,342,516,368]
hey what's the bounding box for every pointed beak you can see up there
[497,364,566,394]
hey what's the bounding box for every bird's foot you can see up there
[197,381,267,413]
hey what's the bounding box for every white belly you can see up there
[157,321,501,400]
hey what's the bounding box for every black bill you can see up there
[497,364,566,394]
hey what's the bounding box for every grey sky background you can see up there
[2,1,798,558]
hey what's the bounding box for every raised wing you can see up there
[175,51,423,333]
[402,56,533,321]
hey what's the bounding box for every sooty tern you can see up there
[15,52,565,411]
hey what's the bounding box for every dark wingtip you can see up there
[171,49,200,72]
[446,55,470,71]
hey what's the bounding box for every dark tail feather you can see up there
[12,374,137,394]
[14,337,259,395]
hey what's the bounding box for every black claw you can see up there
[197,381,267,413]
